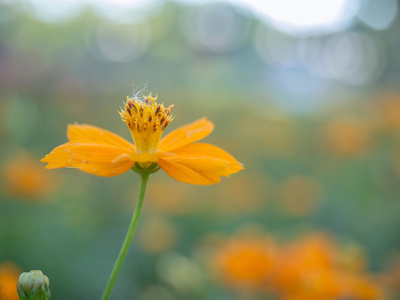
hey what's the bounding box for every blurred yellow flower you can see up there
[2,154,55,199]
[41,93,243,184]
[0,262,20,300]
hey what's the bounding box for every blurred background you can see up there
[1,0,400,299]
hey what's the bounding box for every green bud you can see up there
[17,270,51,300]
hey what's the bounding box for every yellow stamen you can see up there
[119,93,174,163]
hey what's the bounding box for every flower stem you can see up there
[101,173,150,300]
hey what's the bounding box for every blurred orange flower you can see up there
[2,153,55,199]
[41,93,243,184]
[214,235,276,290]
[275,234,345,300]
[321,120,372,156]
[378,93,400,130]
[380,254,400,297]
[213,231,384,300]
[342,274,384,300]
[0,262,20,300]
[275,234,383,300]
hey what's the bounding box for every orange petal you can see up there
[41,142,135,177]
[167,143,243,166]
[67,124,135,150]
[158,118,214,152]
[157,158,220,185]
[158,143,243,185]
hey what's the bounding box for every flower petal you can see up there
[158,118,214,152]
[41,142,135,177]
[157,158,220,185]
[67,124,135,150]
[167,143,243,167]
[158,143,243,185]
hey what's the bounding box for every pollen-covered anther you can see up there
[165,105,174,115]
[129,101,137,112]
[121,93,174,156]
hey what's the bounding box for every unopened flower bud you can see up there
[17,270,51,300]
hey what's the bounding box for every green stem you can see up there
[101,173,150,300]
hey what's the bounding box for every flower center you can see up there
[120,93,174,159]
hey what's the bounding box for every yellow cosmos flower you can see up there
[41,93,243,184]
